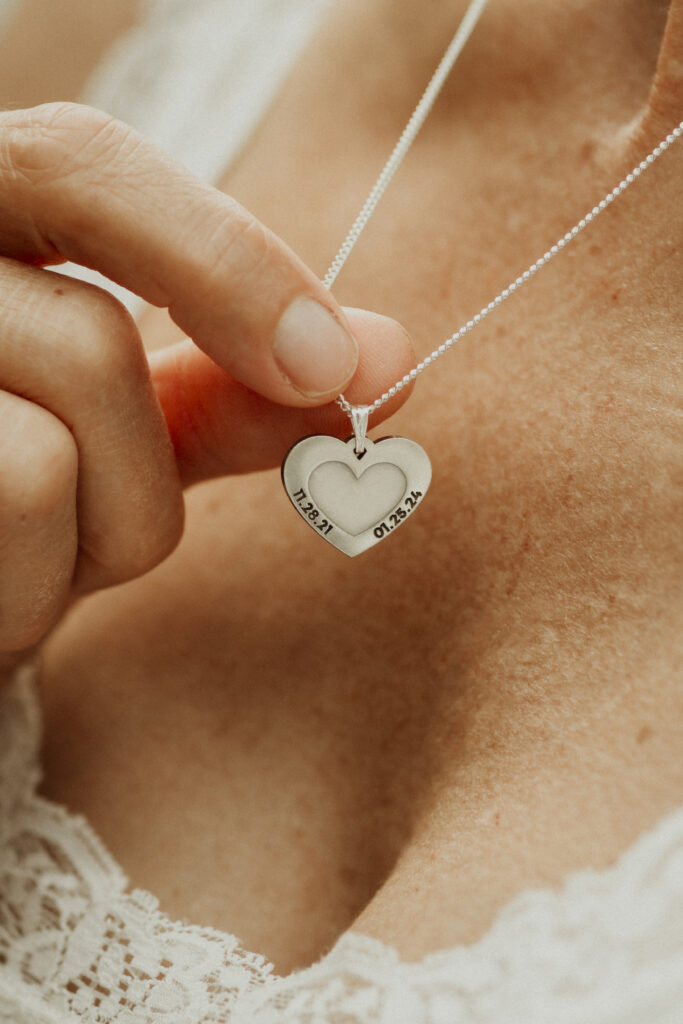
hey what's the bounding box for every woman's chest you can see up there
[36,7,481,974]
[37,0,637,975]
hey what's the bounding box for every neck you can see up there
[331,0,667,125]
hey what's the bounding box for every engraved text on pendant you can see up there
[282,435,432,556]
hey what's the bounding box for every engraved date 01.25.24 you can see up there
[291,488,334,535]
[373,490,423,539]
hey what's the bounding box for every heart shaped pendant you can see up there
[282,434,432,556]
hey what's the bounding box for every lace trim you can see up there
[0,671,275,1023]
[2,669,683,1023]
[235,812,683,1023]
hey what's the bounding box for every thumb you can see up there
[149,309,416,485]
[0,102,358,405]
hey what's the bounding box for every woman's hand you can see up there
[0,102,413,660]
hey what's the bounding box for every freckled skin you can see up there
[4,0,681,973]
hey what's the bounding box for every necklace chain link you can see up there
[328,0,683,418]
[322,0,490,295]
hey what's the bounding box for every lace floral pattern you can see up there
[1,669,683,1023]
[0,670,275,1024]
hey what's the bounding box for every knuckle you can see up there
[0,413,76,652]
[77,288,145,383]
[1,102,133,188]
[0,617,42,654]
[199,202,277,294]
[0,268,147,406]
[133,520,184,579]
[47,281,147,391]
[129,489,185,577]
[0,576,66,652]
[0,412,78,517]
[95,503,185,587]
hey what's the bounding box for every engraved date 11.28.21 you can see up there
[291,488,334,535]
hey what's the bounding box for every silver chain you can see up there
[328,3,683,417]
[322,0,490,293]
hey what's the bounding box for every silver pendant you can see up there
[282,429,432,557]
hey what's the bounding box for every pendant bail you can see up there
[350,405,370,455]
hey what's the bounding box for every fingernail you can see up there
[273,297,358,397]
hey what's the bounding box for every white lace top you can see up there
[1,668,683,1023]
[1,2,683,1020]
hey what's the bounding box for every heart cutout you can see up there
[309,461,407,535]
[282,435,432,556]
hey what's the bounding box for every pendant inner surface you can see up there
[309,460,407,536]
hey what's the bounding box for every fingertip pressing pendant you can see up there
[282,433,432,556]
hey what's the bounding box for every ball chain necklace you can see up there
[282,0,683,556]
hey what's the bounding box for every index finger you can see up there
[0,102,358,405]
